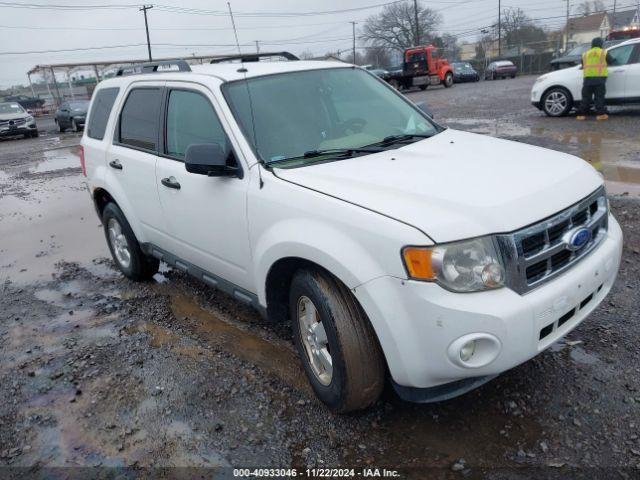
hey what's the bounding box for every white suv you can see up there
[532,38,640,116]
[82,54,623,412]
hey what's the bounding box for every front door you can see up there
[155,83,252,291]
[606,43,636,98]
[623,44,640,99]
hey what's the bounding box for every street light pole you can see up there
[414,0,420,44]
[140,5,153,61]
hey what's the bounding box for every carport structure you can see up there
[27,53,225,108]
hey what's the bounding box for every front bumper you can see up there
[0,118,37,137]
[353,214,623,395]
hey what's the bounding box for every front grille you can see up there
[539,284,602,341]
[497,187,608,295]
[0,117,27,126]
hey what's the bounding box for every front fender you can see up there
[253,218,386,305]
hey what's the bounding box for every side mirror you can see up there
[184,143,239,177]
[416,101,434,119]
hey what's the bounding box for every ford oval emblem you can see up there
[564,227,591,251]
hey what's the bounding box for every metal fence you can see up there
[467,51,556,76]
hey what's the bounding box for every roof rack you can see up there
[116,59,191,76]
[210,52,299,64]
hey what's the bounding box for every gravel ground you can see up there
[0,77,639,478]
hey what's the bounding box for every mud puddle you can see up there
[443,118,640,197]
[0,146,109,284]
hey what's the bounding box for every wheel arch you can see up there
[91,186,145,242]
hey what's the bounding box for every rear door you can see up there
[106,83,166,244]
[155,82,252,291]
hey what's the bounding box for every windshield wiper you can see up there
[376,133,433,146]
[268,147,383,165]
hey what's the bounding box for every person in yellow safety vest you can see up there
[577,37,612,121]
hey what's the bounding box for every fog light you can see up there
[460,340,476,362]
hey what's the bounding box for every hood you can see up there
[273,129,603,243]
[550,55,580,64]
[0,111,28,121]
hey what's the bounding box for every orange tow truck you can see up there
[388,45,454,91]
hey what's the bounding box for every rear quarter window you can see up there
[87,87,119,140]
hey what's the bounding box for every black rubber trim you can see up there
[392,374,497,403]
[141,243,267,318]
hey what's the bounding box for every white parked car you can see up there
[532,38,640,116]
[82,54,623,412]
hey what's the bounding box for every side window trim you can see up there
[113,85,164,155]
[158,86,244,179]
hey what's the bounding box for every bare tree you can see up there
[498,7,547,49]
[576,0,606,16]
[298,50,315,60]
[363,46,392,67]
[361,0,442,51]
[433,33,460,60]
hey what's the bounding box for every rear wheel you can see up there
[102,203,159,281]
[72,119,80,133]
[541,87,572,117]
[443,72,454,88]
[58,120,66,133]
[289,268,385,413]
[419,85,427,91]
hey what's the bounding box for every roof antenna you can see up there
[227,2,242,55]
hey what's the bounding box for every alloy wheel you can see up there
[544,91,568,116]
[107,218,131,269]
[297,295,332,385]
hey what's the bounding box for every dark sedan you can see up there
[451,62,480,83]
[484,60,518,80]
[549,40,624,70]
[54,100,89,133]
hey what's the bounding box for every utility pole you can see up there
[255,40,260,54]
[350,21,357,64]
[612,0,617,31]
[497,0,501,57]
[564,0,570,51]
[413,0,420,45]
[140,5,153,61]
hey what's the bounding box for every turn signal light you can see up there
[402,247,435,280]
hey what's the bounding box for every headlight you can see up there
[402,236,505,292]
[26,115,34,122]
[534,75,548,84]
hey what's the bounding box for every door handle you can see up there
[161,177,181,190]
[109,159,123,170]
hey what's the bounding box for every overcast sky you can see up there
[0,0,635,88]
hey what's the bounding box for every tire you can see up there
[390,79,401,90]
[419,85,427,91]
[58,120,66,133]
[102,203,159,281]
[511,74,516,79]
[31,130,39,138]
[541,87,572,117]
[289,268,385,413]
[72,119,80,133]
[443,72,453,88]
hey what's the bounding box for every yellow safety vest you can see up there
[582,47,608,78]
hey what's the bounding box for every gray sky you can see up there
[0,0,634,88]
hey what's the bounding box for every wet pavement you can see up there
[1,79,640,478]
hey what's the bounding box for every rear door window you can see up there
[118,88,162,151]
[608,45,635,66]
[87,87,119,140]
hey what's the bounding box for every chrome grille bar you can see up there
[497,187,608,295]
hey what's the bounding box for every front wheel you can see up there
[541,87,572,117]
[289,269,385,413]
[72,119,81,133]
[419,85,427,91]
[102,203,159,281]
[443,72,453,88]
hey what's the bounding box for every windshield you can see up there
[223,68,438,165]
[0,103,24,114]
